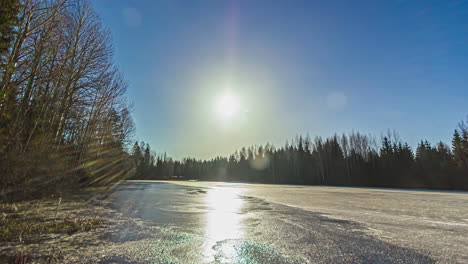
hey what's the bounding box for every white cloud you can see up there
[327,91,348,110]
[122,8,142,27]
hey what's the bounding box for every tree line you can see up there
[0,0,135,198]
[131,120,468,190]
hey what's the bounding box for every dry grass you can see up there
[0,190,154,263]
[0,214,104,243]
[6,247,64,264]
[0,196,105,244]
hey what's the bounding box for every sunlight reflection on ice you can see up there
[203,186,245,261]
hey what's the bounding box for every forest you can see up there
[131,123,468,190]
[0,0,134,198]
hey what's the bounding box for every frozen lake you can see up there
[106,180,468,263]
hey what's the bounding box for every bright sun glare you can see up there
[215,92,240,120]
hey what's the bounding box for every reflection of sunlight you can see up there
[204,187,244,261]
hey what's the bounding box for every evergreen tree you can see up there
[452,130,465,168]
[132,141,142,166]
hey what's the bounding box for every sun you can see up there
[215,92,240,120]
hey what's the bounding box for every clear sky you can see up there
[91,0,468,160]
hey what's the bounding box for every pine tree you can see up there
[144,144,151,167]
[452,130,465,168]
[460,121,468,168]
[132,141,142,165]
[380,137,393,157]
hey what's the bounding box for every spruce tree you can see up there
[452,130,465,168]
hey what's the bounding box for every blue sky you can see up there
[91,0,468,159]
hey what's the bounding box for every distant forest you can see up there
[130,121,468,190]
